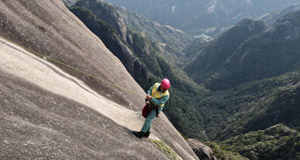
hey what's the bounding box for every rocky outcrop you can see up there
[188,139,218,160]
[116,6,193,66]
[0,0,198,159]
[0,50,168,159]
[69,6,146,79]
[73,0,127,41]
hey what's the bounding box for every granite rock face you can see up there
[188,139,218,160]
[0,0,198,159]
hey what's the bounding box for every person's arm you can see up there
[145,84,154,101]
[147,84,154,96]
[151,95,169,106]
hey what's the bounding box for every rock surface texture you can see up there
[0,0,198,159]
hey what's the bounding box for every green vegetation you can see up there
[151,140,182,160]
[206,142,248,160]
[218,124,300,160]
[70,7,118,37]
[199,70,300,140]
[185,10,300,141]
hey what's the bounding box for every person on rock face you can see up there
[133,78,170,138]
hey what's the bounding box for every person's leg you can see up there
[141,110,156,132]
[141,107,163,132]
[133,107,163,138]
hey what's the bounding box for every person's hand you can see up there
[146,95,152,100]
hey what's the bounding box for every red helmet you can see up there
[161,78,170,89]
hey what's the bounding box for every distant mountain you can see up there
[62,0,78,6]
[184,10,300,142]
[258,3,300,25]
[184,18,267,90]
[115,6,193,66]
[185,10,300,91]
[105,0,299,36]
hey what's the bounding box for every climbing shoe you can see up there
[133,131,149,138]
[144,131,150,137]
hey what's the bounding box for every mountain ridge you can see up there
[185,10,300,91]
[186,10,300,144]
[106,0,300,36]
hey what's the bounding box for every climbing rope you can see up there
[0,36,145,99]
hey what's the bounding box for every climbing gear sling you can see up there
[142,99,159,118]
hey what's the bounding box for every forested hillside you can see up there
[218,124,300,160]
[183,11,300,142]
[186,10,300,91]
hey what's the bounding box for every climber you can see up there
[133,78,170,138]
